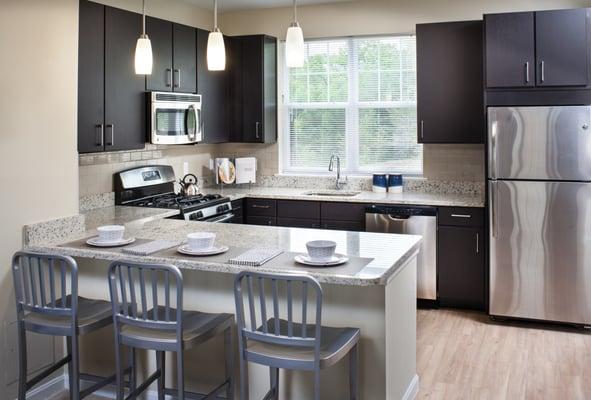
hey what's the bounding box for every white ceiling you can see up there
[182,0,356,12]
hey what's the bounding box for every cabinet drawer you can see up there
[438,207,484,227]
[246,198,277,217]
[321,220,365,232]
[246,216,276,226]
[321,202,367,222]
[277,200,320,219]
[277,218,320,229]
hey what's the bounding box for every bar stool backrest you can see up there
[234,271,323,360]
[108,261,184,343]
[12,251,79,323]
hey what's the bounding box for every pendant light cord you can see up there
[214,0,218,30]
[293,0,297,23]
[142,0,146,36]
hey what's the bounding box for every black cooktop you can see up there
[130,193,226,211]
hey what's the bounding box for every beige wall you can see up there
[0,0,80,397]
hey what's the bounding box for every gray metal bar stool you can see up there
[234,271,360,400]
[108,260,235,400]
[11,251,132,400]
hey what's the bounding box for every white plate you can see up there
[86,237,136,247]
[294,254,349,267]
[177,244,229,256]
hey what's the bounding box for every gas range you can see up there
[114,165,234,223]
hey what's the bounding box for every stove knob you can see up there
[217,205,225,213]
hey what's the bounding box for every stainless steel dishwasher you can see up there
[366,205,437,300]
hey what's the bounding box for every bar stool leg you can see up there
[349,343,359,400]
[17,321,27,400]
[239,354,249,400]
[270,367,279,400]
[128,347,137,400]
[114,343,125,400]
[176,346,185,400]
[70,333,81,400]
[156,351,165,400]
[313,369,321,400]
[224,328,235,400]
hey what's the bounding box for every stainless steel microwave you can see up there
[149,92,202,145]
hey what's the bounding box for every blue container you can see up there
[372,174,388,193]
[388,174,403,193]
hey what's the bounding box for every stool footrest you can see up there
[79,373,117,399]
[26,354,71,390]
[126,370,161,400]
[162,378,231,400]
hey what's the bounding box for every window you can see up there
[282,35,421,175]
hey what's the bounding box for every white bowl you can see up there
[306,240,337,261]
[187,232,216,250]
[97,225,125,242]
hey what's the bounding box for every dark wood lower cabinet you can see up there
[246,216,276,226]
[438,225,485,310]
[321,220,365,232]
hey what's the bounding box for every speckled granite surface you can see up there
[82,206,180,231]
[26,217,421,286]
[80,192,115,212]
[23,215,86,247]
[206,186,485,208]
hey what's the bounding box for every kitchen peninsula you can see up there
[24,207,422,400]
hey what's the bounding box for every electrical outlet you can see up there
[183,161,189,176]
[209,159,214,170]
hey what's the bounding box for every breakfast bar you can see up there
[24,208,421,400]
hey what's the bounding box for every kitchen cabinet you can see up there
[146,18,197,93]
[78,1,145,153]
[485,9,589,88]
[437,207,485,310]
[320,202,366,232]
[229,35,277,144]
[230,199,244,224]
[197,28,230,143]
[416,21,484,144]
[246,216,276,226]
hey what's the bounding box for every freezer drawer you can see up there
[488,106,591,181]
[489,180,591,324]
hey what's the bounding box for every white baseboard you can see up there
[26,374,66,400]
[402,374,419,400]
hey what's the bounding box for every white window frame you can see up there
[280,34,421,176]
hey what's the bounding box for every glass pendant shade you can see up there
[207,29,226,71]
[135,35,153,75]
[286,23,305,68]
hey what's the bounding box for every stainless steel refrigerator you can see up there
[488,106,591,325]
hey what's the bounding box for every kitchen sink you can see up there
[303,190,360,197]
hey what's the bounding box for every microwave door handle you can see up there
[186,105,197,141]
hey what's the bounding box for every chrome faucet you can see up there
[328,155,347,190]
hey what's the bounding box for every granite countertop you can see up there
[25,217,422,286]
[204,187,485,208]
[82,206,180,230]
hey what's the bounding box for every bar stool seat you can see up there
[23,295,112,336]
[120,306,233,350]
[249,318,360,369]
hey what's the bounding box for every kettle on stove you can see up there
[178,173,200,196]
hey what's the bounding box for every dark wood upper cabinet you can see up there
[197,28,230,143]
[172,23,197,93]
[78,0,105,153]
[536,9,588,87]
[485,8,589,89]
[485,12,535,88]
[416,21,484,144]
[104,6,146,152]
[146,18,196,93]
[146,17,173,92]
[229,35,277,143]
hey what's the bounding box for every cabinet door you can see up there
[438,226,485,310]
[173,23,197,93]
[78,0,105,153]
[536,9,588,87]
[247,216,276,226]
[321,220,365,232]
[146,17,173,92]
[417,21,484,143]
[240,36,265,143]
[262,36,278,143]
[277,218,321,229]
[197,29,230,143]
[485,12,535,88]
[104,7,146,151]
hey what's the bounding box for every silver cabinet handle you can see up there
[490,180,498,238]
[95,124,104,147]
[524,62,530,83]
[540,61,545,83]
[255,121,261,139]
[174,68,181,88]
[252,204,270,209]
[451,214,472,219]
[106,124,114,146]
[476,232,480,254]
[166,68,172,87]
[420,120,424,140]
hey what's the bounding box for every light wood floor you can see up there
[48,309,591,400]
[417,308,591,400]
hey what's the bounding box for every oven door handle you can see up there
[208,213,235,223]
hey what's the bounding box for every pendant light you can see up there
[135,0,153,75]
[285,0,304,68]
[207,0,226,71]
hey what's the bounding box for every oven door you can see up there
[151,102,202,145]
[203,213,235,223]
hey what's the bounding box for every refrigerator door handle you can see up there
[490,180,498,238]
[490,119,498,179]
